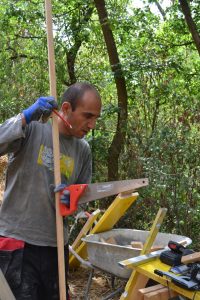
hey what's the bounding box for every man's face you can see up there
[60,90,101,138]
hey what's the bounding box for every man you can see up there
[0,82,101,299]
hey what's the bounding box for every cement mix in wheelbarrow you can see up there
[82,229,192,279]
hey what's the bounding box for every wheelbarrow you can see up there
[72,229,191,299]
[82,229,192,280]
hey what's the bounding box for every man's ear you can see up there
[61,102,72,115]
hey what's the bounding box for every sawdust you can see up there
[69,267,125,299]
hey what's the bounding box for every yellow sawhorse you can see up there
[120,207,167,299]
[69,192,139,269]
[69,209,101,256]
[121,258,200,300]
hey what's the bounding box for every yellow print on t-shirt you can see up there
[37,145,74,179]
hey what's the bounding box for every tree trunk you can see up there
[94,0,128,181]
[66,4,93,85]
[179,0,200,56]
[67,42,82,85]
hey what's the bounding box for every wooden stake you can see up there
[0,269,16,300]
[44,1,66,299]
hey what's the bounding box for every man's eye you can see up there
[83,113,100,120]
[85,113,93,119]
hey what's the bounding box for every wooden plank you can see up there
[139,284,166,295]
[0,269,16,300]
[44,0,66,299]
[105,236,117,244]
[144,287,178,300]
[131,241,143,249]
[150,245,164,252]
[181,252,200,264]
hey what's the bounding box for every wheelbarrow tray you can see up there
[82,229,192,279]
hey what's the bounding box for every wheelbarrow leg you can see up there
[84,268,94,300]
[111,275,115,289]
[102,286,124,300]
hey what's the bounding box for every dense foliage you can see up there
[0,0,200,248]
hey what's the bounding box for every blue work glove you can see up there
[23,96,58,124]
[54,184,70,206]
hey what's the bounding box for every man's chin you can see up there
[76,132,87,138]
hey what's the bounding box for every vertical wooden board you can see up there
[44,0,66,298]
[120,273,149,300]
[0,269,16,300]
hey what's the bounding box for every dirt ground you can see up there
[69,267,124,299]
[0,156,124,299]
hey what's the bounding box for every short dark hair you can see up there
[61,82,101,111]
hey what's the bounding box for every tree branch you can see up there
[179,0,200,56]
[154,0,166,20]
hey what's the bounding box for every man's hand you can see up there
[23,96,58,124]
[54,184,70,206]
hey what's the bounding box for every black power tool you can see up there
[160,241,194,266]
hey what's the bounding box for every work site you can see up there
[0,0,200,299]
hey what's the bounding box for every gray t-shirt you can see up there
[0,114,92,246]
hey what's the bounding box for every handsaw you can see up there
[59,178,148,216]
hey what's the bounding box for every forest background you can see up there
[0,0,200,249]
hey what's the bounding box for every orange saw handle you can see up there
[59,184,88,216]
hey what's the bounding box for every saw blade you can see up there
[79,178,148,204]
